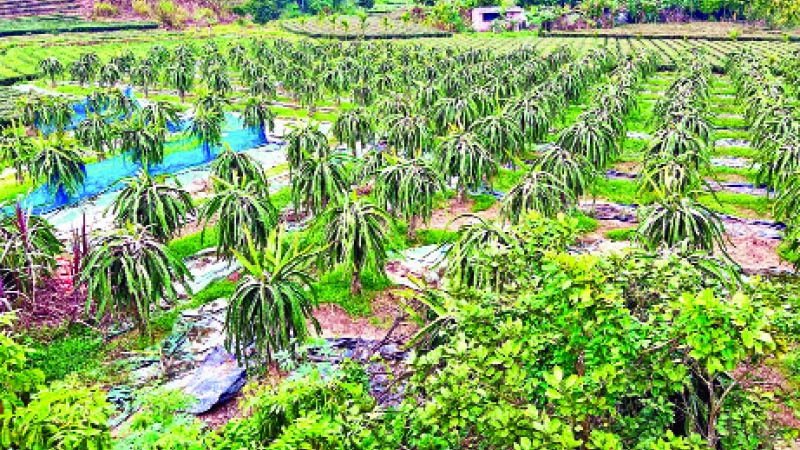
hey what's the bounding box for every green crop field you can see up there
[3,23,800,450]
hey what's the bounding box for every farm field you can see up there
[2,25,800,450]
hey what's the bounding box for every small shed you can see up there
[471,7,527,32]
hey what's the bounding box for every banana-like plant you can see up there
[225,227,322,365]
[28,134,86,198]
[292,151,350,217]
[469,114,523,164]
[110,171,195,242]
[557,117,619,170]
[211,144,269,188]
[333,108,374,158]
[384,114,433,158]
[535,145,597,199]
[242,95,277,142]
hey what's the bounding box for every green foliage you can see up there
[1,313,113,450]
[115,389,213,450]
[200,181,279,260]
[25,325,104,382]
[313,268,391,316]
[111,171,195,242]
[81,225,191,334]
[315,197,391,296]
[469,193,497,212]
[225,227,322,365]
[605,226,637,241]
[168,226,219,260]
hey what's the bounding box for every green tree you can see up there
[200,181,279,259]
[28,135,86,199]
[637,195,728,254]
[225,227,322,365]
[435,130,497,203]
[114,116,166,168]
[316,196,391,296]
[332,108,374,157]
[98,62,122,88]
[189,106,224,161]
[242,95,276,142]
[376,158,445,240]
[167,62,196,103]
[38,57,63,88]
[211,144,270,187]
[131,62,157,98]
[0,123,33,184]
[110,171,195,242]
[76,113,113,161]
[81,225,191,335]
[501,170,572,223]
[292,152,350,216]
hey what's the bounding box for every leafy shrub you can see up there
[115,389,212,450]
[605,226,636,241]
[1,312,112,449]
[132,0,153,17]
[93,2,120,18]
[415,228,458,246]
[154,0,189,28]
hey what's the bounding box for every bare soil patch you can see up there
[428,198,501,231]
[311,289,417,341]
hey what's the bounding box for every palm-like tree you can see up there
[140,101,180,133]
[39,97,74,136]
[557,118,619,170]
[110,171,195,242]
[292,152,350,216]
[131,63,157,98]
[211,144,269,187]
[204,65,233,96]
[333,108,374,157]
[38,57,63,88]
[167,62,196,103]
[28,135,86,199]
[503,95,552,145]
[98,62,122,88]
[639,152,708,197]
[76,113,112,161]
[316,196,391,295]
[444,217,521,292]
[384,114,432,158]
[0,124,33,183]
[224,227,322,365]
[435,130,497,203]
[432,97,478,133]
[501,170,572,224]
[115,117,166,168]
[242,95,276,142]
[68,60,92,87]
[469,114,523,163]
[376,159,445,239]
[535,145,597,199]
[109,88,138,119]
[189,107,224,161]
[637,195,728,254]
[285,123,329,173]
[200,181,279,259]
[81,225,191,335]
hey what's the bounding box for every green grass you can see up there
[313,269,391,316]
[698,191,774,217]
[711,116,747,129]
[415,228,459,246]
[591,178,655,205]
[0,178,34,204]
[605,227,637,241]
[574,212,598,233]
[168,226,220,260]
[494,167,526,192]
[712,145,757,158]
[469,193,497,212]
[714,129,751,140]
[24,324,105,382]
